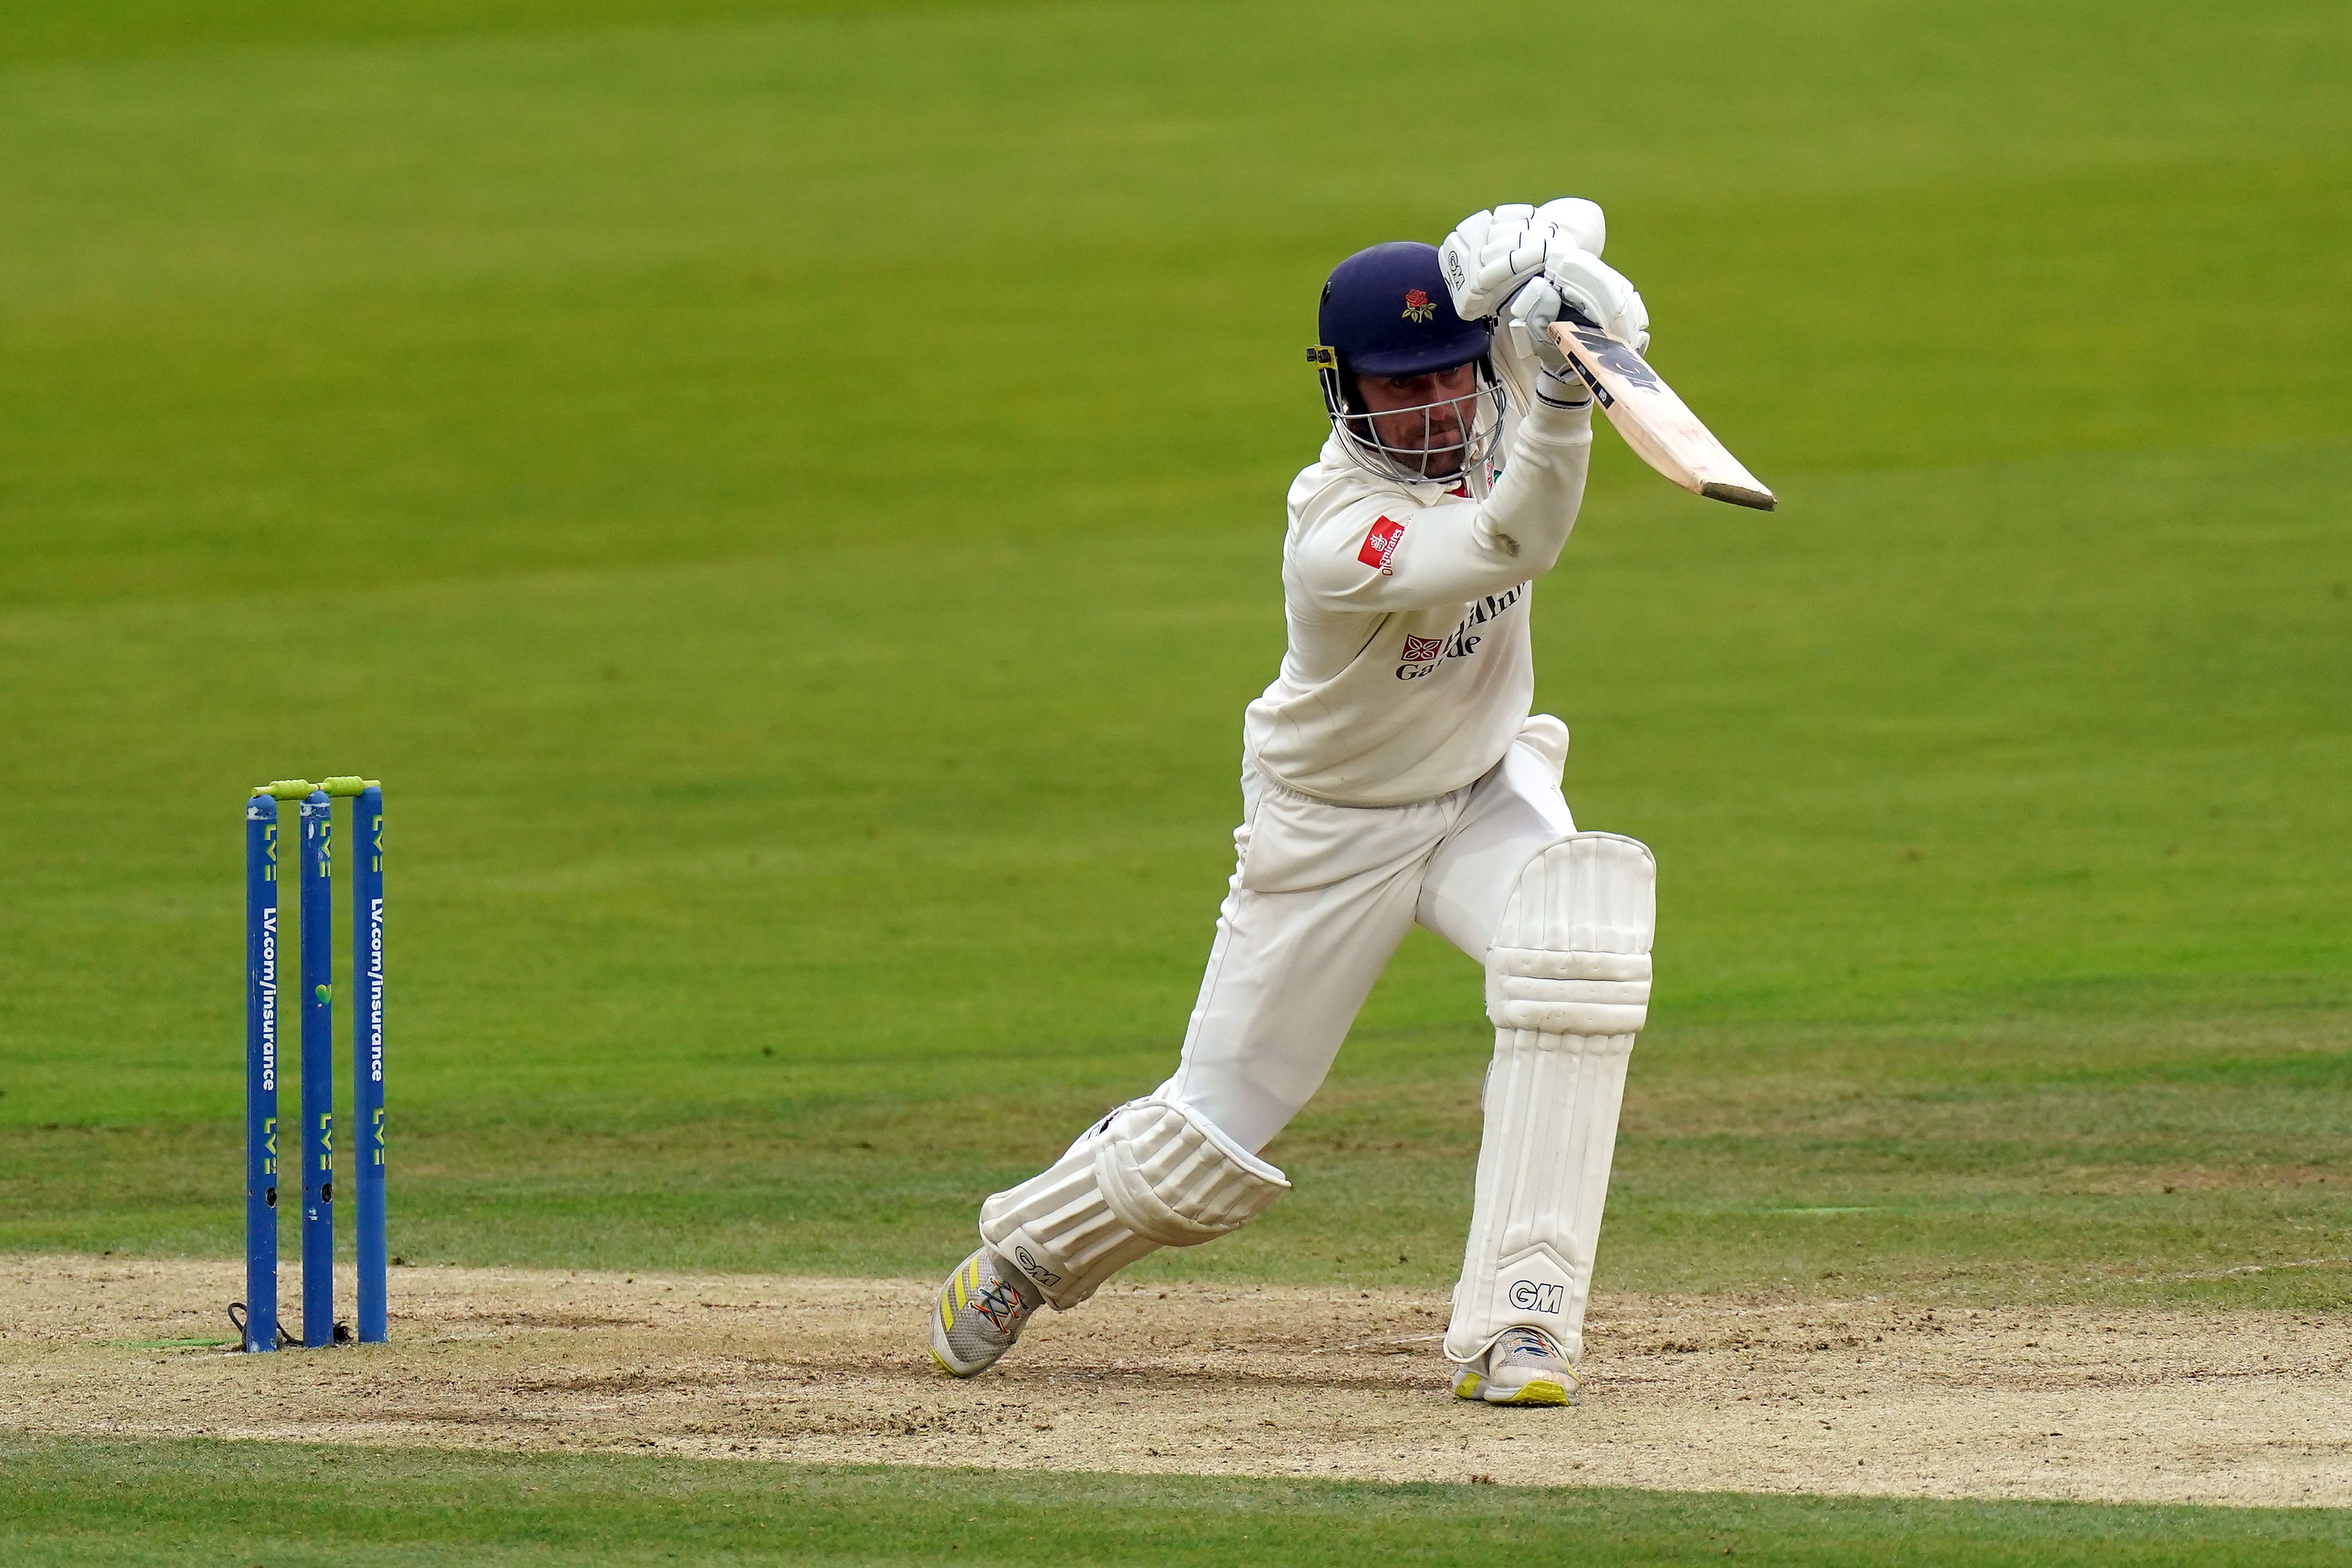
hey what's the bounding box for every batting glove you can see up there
[1441,197,1615,323]
[1504,235,1650,361]
[1438,203,1544,320]
[1530,196,1606,256]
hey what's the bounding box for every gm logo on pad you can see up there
[1509,1280,1564,1314]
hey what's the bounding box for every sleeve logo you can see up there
[1357,515,1407,574]
[1401,634,1443,663]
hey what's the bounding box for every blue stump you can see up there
[299,789,336,1348]
[352,784,387,1344]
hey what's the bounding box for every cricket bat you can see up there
[1546,316,1776,511]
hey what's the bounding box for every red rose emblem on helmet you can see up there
[1401,288,1436,323]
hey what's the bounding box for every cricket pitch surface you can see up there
[3,1257,2343,1507]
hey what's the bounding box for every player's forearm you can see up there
[1469,398,1592,578]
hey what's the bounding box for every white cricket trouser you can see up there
[1155,715,1576,1153]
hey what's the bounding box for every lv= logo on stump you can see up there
[237,776,387,1352]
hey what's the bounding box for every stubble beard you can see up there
[1412,416,1467,479]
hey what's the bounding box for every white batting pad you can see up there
[1447,833,1656,1365]
[980,1097,1289,1310]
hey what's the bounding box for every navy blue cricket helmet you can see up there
[1315,242,1491,378]
[1308,241,1506,482]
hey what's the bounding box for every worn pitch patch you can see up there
[1,1257,2345,1506]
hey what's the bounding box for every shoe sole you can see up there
[1486,1377,1573,1406]
[1453,1371,1576,1407]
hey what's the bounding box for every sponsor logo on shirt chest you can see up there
[1395,584,1527,680]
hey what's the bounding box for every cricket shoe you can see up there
[928,1246,1040,1377]
[1451,1325,1580,1406]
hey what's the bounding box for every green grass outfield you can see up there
[3,0,2345,1305]
[1,0,2347,1553]
[6,1438,2349,1567]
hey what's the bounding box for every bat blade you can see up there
[1548,320,1776,511]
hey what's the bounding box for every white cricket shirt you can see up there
[1242,371,1593,807]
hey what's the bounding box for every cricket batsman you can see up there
[930,200,1658,1407]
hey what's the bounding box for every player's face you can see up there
[1356,362,1480,478]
